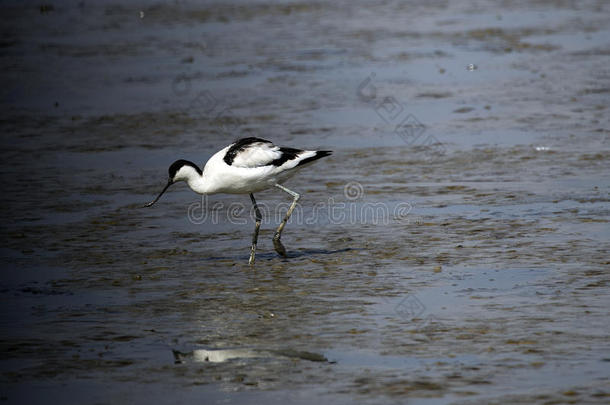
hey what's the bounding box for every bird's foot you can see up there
[272,237,287,257]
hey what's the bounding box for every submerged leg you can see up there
[272,183,300,257]
[249,193,262,265]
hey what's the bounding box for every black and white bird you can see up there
[143,137,332,265]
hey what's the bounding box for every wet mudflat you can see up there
[1,1,609,404]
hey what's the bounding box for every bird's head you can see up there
[142,160,202,207]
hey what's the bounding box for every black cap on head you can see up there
[168,159,202,181]
[169,159,189,180]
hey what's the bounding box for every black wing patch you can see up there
[295,150,332,167]
[270,147,302,167]
[223,137,272,166]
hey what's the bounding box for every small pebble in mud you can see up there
[260,312,275,319]
[466,63,478,71]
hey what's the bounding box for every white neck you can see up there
[175,165,211,195]
[186,173,211,195]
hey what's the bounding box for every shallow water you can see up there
[1,0,609,404]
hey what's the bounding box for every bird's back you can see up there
[200,138,331,194]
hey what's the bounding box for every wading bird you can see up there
[143,137,332,265]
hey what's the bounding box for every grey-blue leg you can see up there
[273,183,300,257]
[249,193,262,265]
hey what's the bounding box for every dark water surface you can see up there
[1,1,609,404]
